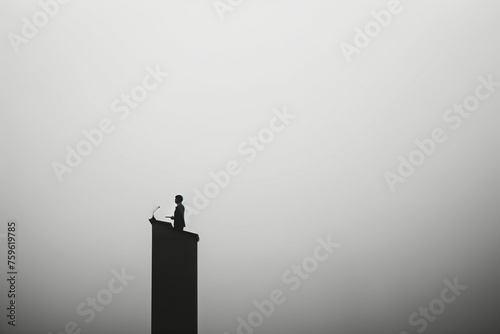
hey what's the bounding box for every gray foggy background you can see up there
[1,0,500,333]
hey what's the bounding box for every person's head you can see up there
[175,195,183,204]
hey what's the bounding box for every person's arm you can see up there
[173,206,179,221]
[168,206,177,220]
[177,205,185,225]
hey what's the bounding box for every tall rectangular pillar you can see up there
[149,218,199,334]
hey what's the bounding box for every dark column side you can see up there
[150,218,199,334]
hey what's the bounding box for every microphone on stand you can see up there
[151,206,160,219]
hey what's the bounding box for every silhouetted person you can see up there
[168,195,185,231]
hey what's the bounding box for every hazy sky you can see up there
[1,1,500,333]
